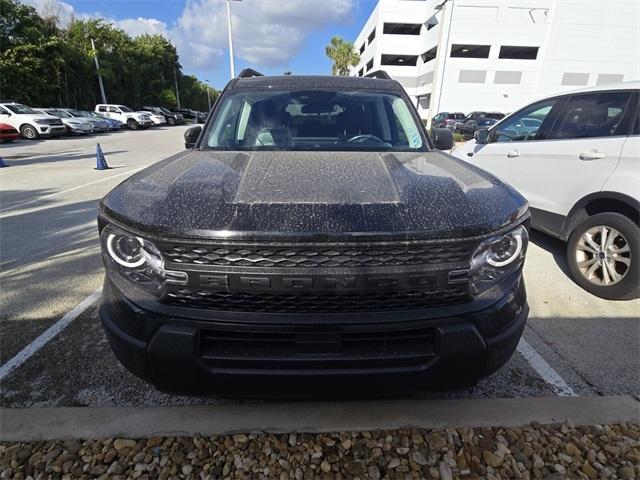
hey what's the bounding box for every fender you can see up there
[562,191,640,240]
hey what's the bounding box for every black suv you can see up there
[455,112,505,139]
[142,106,184,126]
[98,70,529,396]
[171,107,206,123]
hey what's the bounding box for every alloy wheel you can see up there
[575,225,631,286]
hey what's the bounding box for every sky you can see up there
[24,0,378,89]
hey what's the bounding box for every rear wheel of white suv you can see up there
[567,212,639,300]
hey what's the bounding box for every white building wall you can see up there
[351,0,640,119]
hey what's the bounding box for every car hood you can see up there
[100,150,527,240]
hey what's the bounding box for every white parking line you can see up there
[517,338,577,397]
[0,288,102,382]
[0,167,144,215]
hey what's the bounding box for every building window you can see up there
[596,74,624,85]
[417,94,431,110]
[383,23,421,35]
[368,28,376,44]
[381,54,418,66]
[358,68,364,77]
[499,46,539,60]
[426,16,438,30]
[359,43,365,54]
[450,44,490,58]
[561,73,589,86]
[494,71,522,84]
[366,59,373,72]
[421,46,437,63]
[458,70,487,83]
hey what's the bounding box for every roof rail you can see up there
[238,68,264,78]
[364,70,391,80]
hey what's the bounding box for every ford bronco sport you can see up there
[98,70,530,396]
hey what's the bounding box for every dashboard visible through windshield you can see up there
[204,90,426,152]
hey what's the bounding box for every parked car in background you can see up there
[35,108,92,135]
[0,102,66,139]
[462,117,500,139]
[89,111,124,131]
[95,104,153,130]
[170,107,206,123]
[453,82,639,300]
[455,112,505,139]
[142,106,184,126]
[141,110,166,126]
[0,123,19,143]
[432,112,465,130]
[61,109,110,133]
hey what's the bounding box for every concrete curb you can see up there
[2,395,638,441]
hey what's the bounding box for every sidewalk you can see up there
[2,396,639,478]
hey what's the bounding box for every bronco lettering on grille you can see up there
[189,272,441,292]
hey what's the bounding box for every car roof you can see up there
[231,75,404,92]
[560,80,640,95]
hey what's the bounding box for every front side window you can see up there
[551,92,632,139]
[494,99,557,142]
[204,89,425,152]
[119,106,133,112]
[5,104,38,114]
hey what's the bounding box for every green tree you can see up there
[0,0,218,110]
[325,36,360,76]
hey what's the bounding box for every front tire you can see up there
[20,124,39,140]
[567,212,639,300]
[126,119,139,130]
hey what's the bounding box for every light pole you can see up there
[205,79,212,110]
[90,39,107,104]
[427,0,454,129]
[226,0,242,79]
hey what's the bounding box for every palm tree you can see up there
[325,36,360,76]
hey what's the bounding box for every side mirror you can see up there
[430,127,455,150]
[474,128,490,144]
[184,126,202,149]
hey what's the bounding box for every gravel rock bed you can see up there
[1,422,638,479]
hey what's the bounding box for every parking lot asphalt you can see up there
[0,127,638,407]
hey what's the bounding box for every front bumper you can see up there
[39,125,66,137]
[100,274,528,397]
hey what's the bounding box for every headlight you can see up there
[101,225,166,296]
[470,225,528,295]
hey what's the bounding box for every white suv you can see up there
[0,102,67,139]
[453,82,639,300]
[95,104,153,130]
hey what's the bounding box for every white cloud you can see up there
[114,17,170,38]
[174,0,355,69]
[22,0,76,27]
[22,0,356,72]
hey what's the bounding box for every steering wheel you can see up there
[346,134,385,144]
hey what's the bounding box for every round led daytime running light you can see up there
[106,233,146,268]
[487,232,523,267]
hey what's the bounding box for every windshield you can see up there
[6,104,38,114]
[119,106,133,112]
[204,89,425,151]
[46,109,71,118]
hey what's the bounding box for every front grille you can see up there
[199,324,436,369]
[165,285,469,313]
[161,242,475,268]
